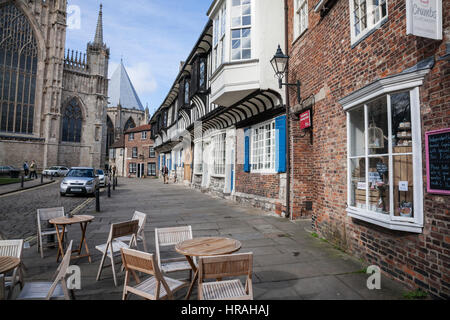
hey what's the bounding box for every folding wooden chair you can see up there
[116,211,148,252]
[198,252,253,300]
[95,220,139,287]
[155,226,194,279]
[18,241,74,300]
[0,239,24,299]
[37,207,67,258]
[120,248,187,300]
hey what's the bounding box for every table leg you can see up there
[81,222,92,263]
[184,256,198,300]
[0,274,4,300]
[55,225,66,263]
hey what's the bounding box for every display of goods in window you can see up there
[393,148,413,218]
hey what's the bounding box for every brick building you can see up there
[286,0,449,298]
[124,124,158,178]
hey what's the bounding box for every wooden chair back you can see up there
[46,240,73,300]
[108,220,139,243]
[37,207,65,233]
[120,248,172,299]
[0,239,23,258]
[198,252,253,280]
[132,211,147,234]
[155,226,193,268]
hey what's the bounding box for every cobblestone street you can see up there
[0,179,104,239]
[12,178,410,300]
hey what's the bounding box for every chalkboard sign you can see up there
[426,128,450,195]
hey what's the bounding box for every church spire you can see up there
[94,4,103,45]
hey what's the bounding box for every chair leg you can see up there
[39,236,44,259]
[142,234,148,252]
[96,251,107,282]
[122,271,129,300]
[110,255,118,287]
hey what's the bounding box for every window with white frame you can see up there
[294,0,308,39]
[128,133,134,141]
[120,148,124,156]
[251,120,276,172]
[132,147,138,158]
[129,163,137,174]
[343,71,426,233]
[149,147,156,158]
[141,131,147,140]
[349,0,388,44]
[212,133,226,175]
[147,163,156,176]
[213,2,227,72]
[194,142,203,174]
[231,0,251,61]
[109,148,115,160]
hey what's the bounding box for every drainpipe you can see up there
[284,0,291,220]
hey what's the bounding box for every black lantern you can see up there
[271,45,301,104]
[270,45,289,83]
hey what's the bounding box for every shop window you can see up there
[343,71,426,233]
[251,120,276,173]
[147,163,156,176]
[213,133,226,176]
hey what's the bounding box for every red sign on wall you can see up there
[299,109,311,130]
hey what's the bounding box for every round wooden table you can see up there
[0,257,20,300]
[50,215,95,263]
[175,237,241,300]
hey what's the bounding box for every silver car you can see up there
[43,166,69,177]
[60,167,99,196]
[95,169,109,187]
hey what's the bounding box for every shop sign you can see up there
[406,0,442,40]
[299,109,312,130]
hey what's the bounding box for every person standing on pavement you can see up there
[23,161,29,178]
[29,160,37,179]
[163,165,169,184]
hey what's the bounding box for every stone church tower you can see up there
[0,0,109,170]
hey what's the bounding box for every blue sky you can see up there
[66,0,212,116]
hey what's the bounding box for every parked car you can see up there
[95,169,109,187]
[60,167,99,197]
[0,166,21,178]
[43,166,70,177]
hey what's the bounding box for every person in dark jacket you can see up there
[163,165,169,184]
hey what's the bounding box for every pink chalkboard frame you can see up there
[425,128,450,195]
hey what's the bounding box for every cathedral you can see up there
[0,0,109,170]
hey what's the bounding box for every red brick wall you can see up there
[235,164,281,199]
[124,131,158,177]
[287,0,449,298]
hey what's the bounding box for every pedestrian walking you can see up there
[23,161,29,178]
[29,160,37,179]
[112,164,117,177]
[163,165,169,184]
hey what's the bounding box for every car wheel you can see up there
[60,192,65,197]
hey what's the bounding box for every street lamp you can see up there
[270,45,301,104]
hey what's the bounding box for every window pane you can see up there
[368,156,390,214]
[393,155,414,218]
[349,106,365,157]
[391,92,412,151]
[350,158,366,209]
[367,96,388,155]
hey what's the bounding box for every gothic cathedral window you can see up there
[0,3,38,134]
[61,98,82,143]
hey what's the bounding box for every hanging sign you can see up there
[406,0,442,40]
[299,109,312,130]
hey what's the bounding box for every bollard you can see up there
[108,183,111,198]
[21,175,24,188]
[112,177,116,190]
[50,174,53,181]
[41,173,43,184]
[115,177,118,187]
[95,189,100,212]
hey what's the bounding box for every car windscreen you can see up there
[67,169,95,178]
[96,170,104,175]
[49,167,59,170]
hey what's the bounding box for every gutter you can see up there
[284,0,291,220]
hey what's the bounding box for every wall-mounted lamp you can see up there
[270,45,301,104]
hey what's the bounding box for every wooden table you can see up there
[50,215,94,263]
[175,237,241,300]
[0,257,20,300]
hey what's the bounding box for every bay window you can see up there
[342,70,428,233]
[231,0,251,61]
[349,0,387,44]
[251,120,276,173]
[213,2,227,71]
[212,133,226,176]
